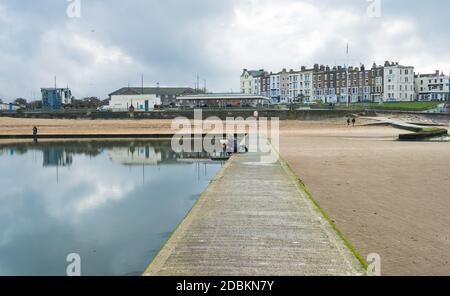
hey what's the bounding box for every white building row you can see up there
[415,71,450,101]
[241,62,450,103]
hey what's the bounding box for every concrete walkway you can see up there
[144,142,365,276]
[363,116,439,132]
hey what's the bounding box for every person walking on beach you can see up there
[32,126,38,136]
[352,118,356,127]
[222,142,227,156]
[347,118,351,126]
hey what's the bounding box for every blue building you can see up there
[41,88,72,109]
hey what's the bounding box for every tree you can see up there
[101,98,110,106]
[83,97,102,108]
[0,98,3,104]
[66,97,104,109]
[14,98,27,106]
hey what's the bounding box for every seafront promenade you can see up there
[144,140,365,276]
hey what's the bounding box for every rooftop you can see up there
[416,72,449,78]
[109,87,195,97]
[178,93,271,101]
[242,69,266,78]
[41,88,71,91]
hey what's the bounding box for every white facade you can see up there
[240,70,253,94]
[415,71,450,101]
[240,69,265,94]
[109,94,161,111]
[300,70,314,102]
[383,63,415,102]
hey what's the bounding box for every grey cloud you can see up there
[0,0,449,101]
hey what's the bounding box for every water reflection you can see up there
[1,140,215,168]
[0,140,222,276]
[43,148,73,167]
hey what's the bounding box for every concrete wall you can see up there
[2,109,449,122]
[0,109,362,121]
[109,94,161,111]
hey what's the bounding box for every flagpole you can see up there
[346,43,350,108]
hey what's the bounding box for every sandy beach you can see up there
[1,116,449,275]
[279,121,450,276]
[0,117,175,135]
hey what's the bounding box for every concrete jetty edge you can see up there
[141,156,235,276]
[274,149,369,271]
[143,140,368,276]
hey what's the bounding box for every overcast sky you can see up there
[0,0,449,101]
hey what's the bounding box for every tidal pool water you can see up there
[0,140,222,276]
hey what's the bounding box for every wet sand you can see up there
[0,117,175,135]
[279,121,450,276]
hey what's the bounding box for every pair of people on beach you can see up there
[347,118,356,126]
